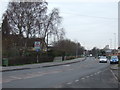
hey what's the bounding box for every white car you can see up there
[90,54,92,57]
[99,56,107,63]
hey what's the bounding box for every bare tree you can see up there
[5,1,48,38]
[3,1,65,50]
[6,2,25,35]
[43,8,65,46]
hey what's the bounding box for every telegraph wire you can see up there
[60,11,118,20]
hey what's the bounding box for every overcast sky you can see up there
[0,0,119,50]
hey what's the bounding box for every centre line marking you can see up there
[94,73,97,75]
[90,75,93,76]
[81,78,85,79]
[67,82,72,84]
[86,76,89,78]
[75,80,79,82]
[97,71,101,74]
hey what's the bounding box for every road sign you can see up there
[35,48,40,52]
[34,41,41,52]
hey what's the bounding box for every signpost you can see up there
[34,41,41,63]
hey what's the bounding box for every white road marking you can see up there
[90,74,93,76]
[67,82,72,84]
[81,78,85,79]
[10,76,22,80]
[86,76,89,78]
[75,80,79,82]
[110,70,118,81]
[63,65,70,67]
[97,71,100,74]
[94,73,97,75]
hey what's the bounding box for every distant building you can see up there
[103,45,109,50]
[103,45,111,56]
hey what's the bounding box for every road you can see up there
[2,57,118,88]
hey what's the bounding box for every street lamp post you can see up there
[76,43,79,58]
[109,39,112,49]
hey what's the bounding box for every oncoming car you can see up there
[110,56,119,64]
[99,56,107,63]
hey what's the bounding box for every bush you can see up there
[66,56,76,60]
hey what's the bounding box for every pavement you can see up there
[1,57,85,72]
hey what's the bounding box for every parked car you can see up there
[110,56,119,64]
[90,54,92,57]
[99,56,107,63]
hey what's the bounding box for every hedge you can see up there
[3,56,54,66]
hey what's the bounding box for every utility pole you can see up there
[109,39,112,49]
[47,33,48,52]
[76,43,79,58]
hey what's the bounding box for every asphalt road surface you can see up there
[2,57,118,88]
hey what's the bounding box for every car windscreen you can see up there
[111,56,118,59]
[100,57,106,59]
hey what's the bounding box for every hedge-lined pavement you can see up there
[1,58,85,72]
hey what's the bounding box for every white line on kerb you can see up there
[110,70,118,81]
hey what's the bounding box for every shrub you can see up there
[66,56,76,60]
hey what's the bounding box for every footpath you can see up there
[1,58,85,72]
